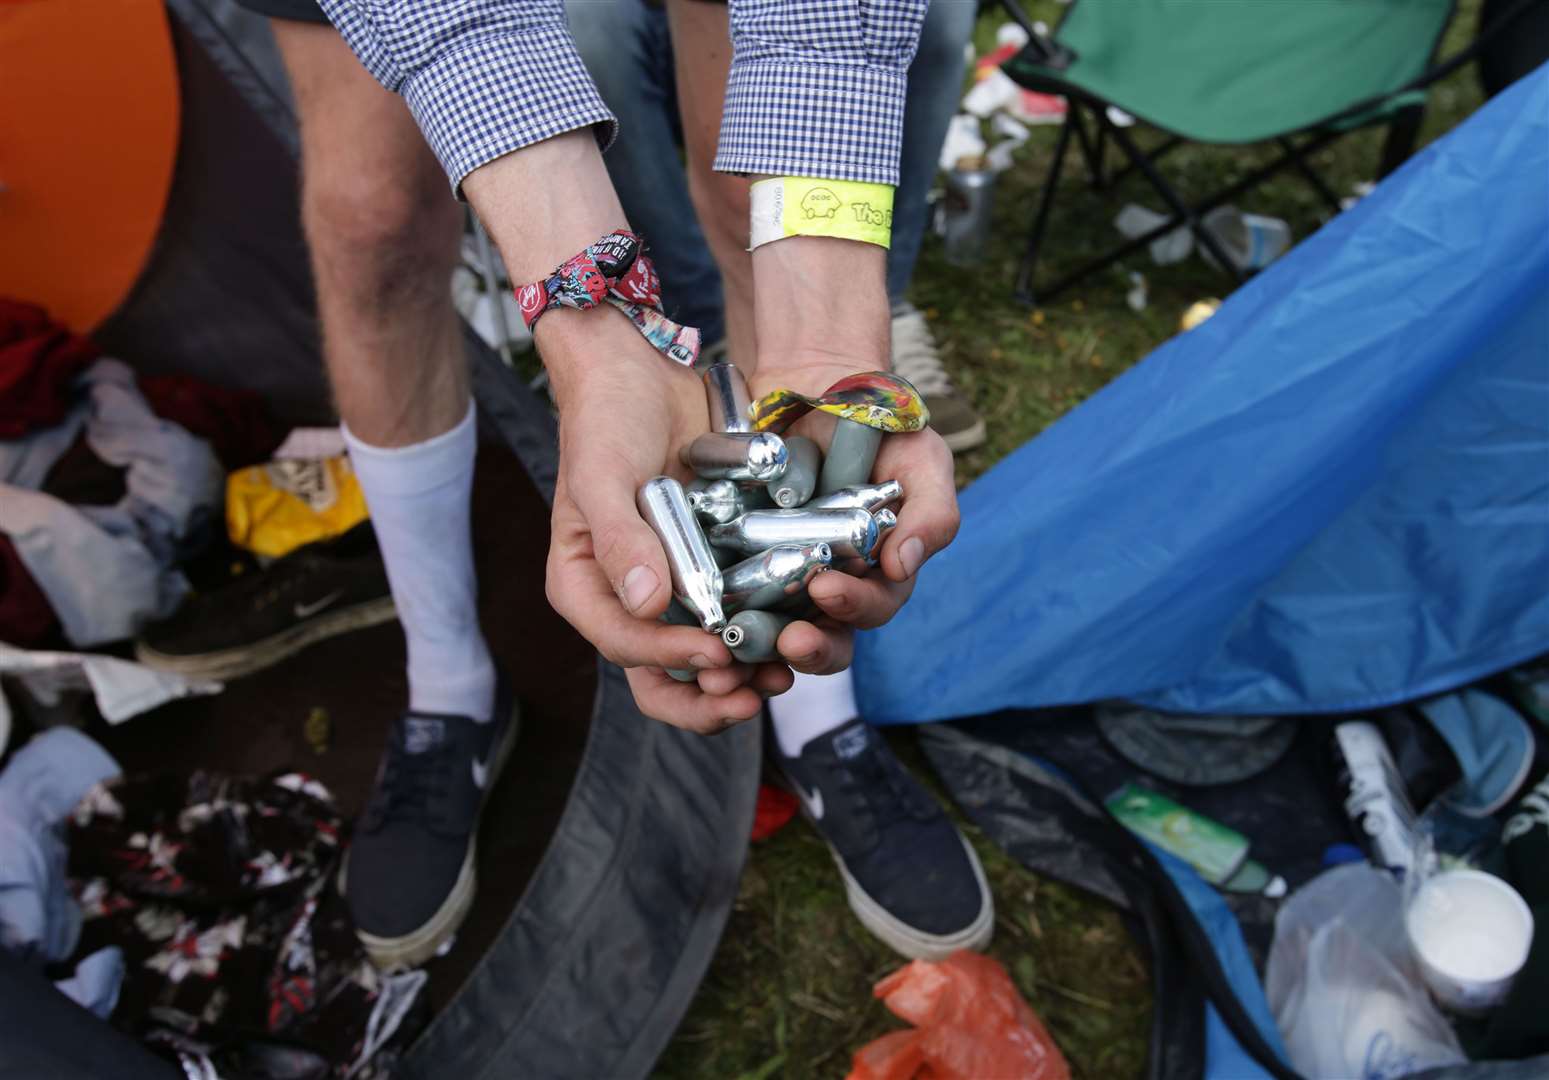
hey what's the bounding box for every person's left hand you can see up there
[729,356,959,684]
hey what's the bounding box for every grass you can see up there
[656,4,1488,1076]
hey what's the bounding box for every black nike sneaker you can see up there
[135,523,395,680]
[343,673,520,969]
[768,718,994,960]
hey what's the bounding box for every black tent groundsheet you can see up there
[2,3,759,1077]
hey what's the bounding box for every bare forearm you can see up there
[461,131,655,399]
[462,130,624,285]
[751,236,890,382]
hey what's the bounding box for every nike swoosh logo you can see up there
[471,756,490,790]
[794,781,823,821]
[293,591,343,619]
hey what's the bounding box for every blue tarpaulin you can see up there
[857,65,1549,724]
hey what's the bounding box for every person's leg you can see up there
[272,19,495,722]
[271,19,515,970]
[568,0,727,348]
[888,0,976,302]
[766,668,994,960]
[885,0,986,454]
[663,0,755,368]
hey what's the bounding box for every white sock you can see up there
[342,402,496,721]
[768,669,859,757]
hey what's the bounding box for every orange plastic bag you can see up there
[848,951,1071,1080]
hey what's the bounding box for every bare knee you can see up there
[303,166,462,317]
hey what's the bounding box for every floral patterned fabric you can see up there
[68,770,426,1079]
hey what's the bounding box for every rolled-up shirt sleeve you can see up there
[316,0,616,191]
[717,0,927,184]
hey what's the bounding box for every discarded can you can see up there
[708,507,879,561]
[868,508,898,565]
[659,598,700,683]
[703,361,753,434]
[721,543,832,614]
[806,479,903,514]
[940,166,997,267]
[722,610,798,664]
[817,419,881,495]
[636,475,726,633]
[768,436,821,509]
[682,431,789,483]
[687,479,745,525]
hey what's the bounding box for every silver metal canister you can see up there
[703,361,753,434]
[708,507,879,561]
[682,431,789,483]
[768,436,822,509]
[722,610,798,664]
[687,479,745,525]
[868,508,898,565]
[637,475,727,633]
[721,543,832,614]
[806,480,903,514]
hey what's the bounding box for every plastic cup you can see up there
[1405,869,1534,1015]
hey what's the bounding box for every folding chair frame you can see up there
[1013,100,1397,305]
[1003,0,1537,307]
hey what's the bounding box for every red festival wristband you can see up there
[514,229,700,367]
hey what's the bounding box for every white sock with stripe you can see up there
[342,402,496,721]
[768,669,859,758]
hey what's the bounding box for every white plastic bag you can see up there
[1265,864,1466,1079]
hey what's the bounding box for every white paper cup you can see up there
[1406,869,1534,1015]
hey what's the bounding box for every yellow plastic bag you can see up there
[226,456,368,559]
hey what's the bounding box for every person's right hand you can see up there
[539,309,794,733]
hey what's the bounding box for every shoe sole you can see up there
[829,831,996,961]
[937,418,988,455]
[134,596,398,681]
[345,694,522,971]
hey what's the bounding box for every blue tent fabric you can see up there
[1146,845,1289,1080]
[857,65,1549,725]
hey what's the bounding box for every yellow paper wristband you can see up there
[749,177,894,250]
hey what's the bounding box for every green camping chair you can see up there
[1001,0,1461,304]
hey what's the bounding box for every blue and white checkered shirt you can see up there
[316,0,926,191]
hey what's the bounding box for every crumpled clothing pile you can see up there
[69,769,426,1079]
[0,299,280,649]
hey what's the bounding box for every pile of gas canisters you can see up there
[638,362,903,677]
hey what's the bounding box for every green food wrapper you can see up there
[1105,783,1250,885]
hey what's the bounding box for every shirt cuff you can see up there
[400,24,618,195]
[715,59,907,185]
